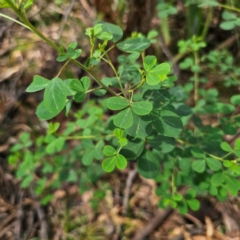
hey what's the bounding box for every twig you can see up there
[80,0,96,19]
[56,0,76,39]
[30,187,48,239]
[14,191,23,240]
[0,221,16,239]
[122,168,138,216]
[36,204,48,240]
[132,207,174,240]
[159,33,180,82]
[216,34,238,50]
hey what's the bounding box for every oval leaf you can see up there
[192,160,206,173]
[26,75,50,92]
[211,172,224,186]
[74,92,86,102]
[115,154,127,170]
[144,55,157,71]
[113,108,133,129]
[107,97,130,110]
[137,151,159,179]
[99,21,123,42]
[102,157,115,172]
[131,101,153,115]
[151,110,183,137]
[117,37,151,53]
[126,113,152,138]
[81,76,91,91]
[70,79,84,92]
[103,145,116,156]
[43,77,67,114]
[205,158,222,171]
[36,102,58,120]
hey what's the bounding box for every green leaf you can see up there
[46,137,65,154]
[192,160,206,173]
[94,24,113,40]
[175,104,192,116]
[57,55,68,62]
[209,184,218,195]
[146,63,171,85]
[94,140,104,160]
[223,160,233,168]
[114,128,124,139]
[81,76,91,91]
[113,108,133,129]
[22,174,34,188]
[99,21,123,42]
[68,41,77,50]
[43,77,67,114]
[115,154,127,170]
[107,97,130,110]
[116,37,151,53]
[178,158,191,170]
[205,158,222,171]
[67,49,82,60]
[0,0,14,8]
[82,150,95,166]
[48,122,60,134]
[74,92,86,102]
[67,170,78,182]
[26,75,50,92]
[102,157,115,172]
[230,95,240,105]
[126,113,152,138]
[234,138,240,150]
[186,199,200,211]
[120,137,144,160]
[191,147,205,158]
[148,135,175,153]
[225,175,240,193]
[220,141,232,152]
[131,101,153,115]
[173,193,183,201]
[36,102,58,120]
[65,100,72,117]
[118,138,128,147]
[103,145,116,156]
[20,0,33,10]
[211,172,224,186]
[151,110,183,137]
[220,21,235,30]
[64,79,76,96]
[178,201,188,214]
[137,151,159,179]
[70,79,84,92]
[143,89,171,109]
[217,103,235,114]
[144,55,157,71]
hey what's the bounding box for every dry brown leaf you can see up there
[205,216,214,237]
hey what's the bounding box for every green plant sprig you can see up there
[4,0,117,96]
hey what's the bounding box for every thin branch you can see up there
[132,208,174,240]
[14,191,23,240]
[159,33,180,81]
[122,168,138,216]
[56,0,76,39]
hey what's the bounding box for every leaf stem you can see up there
[56,59,70,77]
[101,56,126,97]
[0,12,31,30]
[193,51,200,105]
[218,3,240,13]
